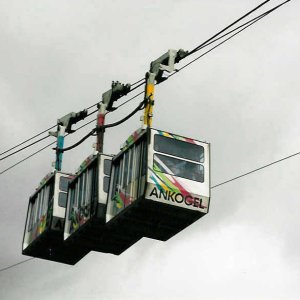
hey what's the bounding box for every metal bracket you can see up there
[149,49,188,84]
[58,109,88,133]
[49,109,88,136]
[102,81,131,112]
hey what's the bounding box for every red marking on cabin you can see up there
[185,137,196,144]
[119,191,131,207]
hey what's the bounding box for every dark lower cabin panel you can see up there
[65,217,141,256]
[107,198,206,241]
[23,230,90,265]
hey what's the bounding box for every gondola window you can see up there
[153,153,204,182]
[154,134,204,163]
[58,192,67,208]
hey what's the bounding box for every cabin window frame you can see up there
[91,163,98,213]
[153,133,205,183]
[153,153,204,183]
[85,168,92,207]
[28,199,36,232]
[154,134,205,163]
[68,187,75,220]
[58,192,68,208]
[109,133,147,207]
[59,176,70,192]
[41,185,49,216]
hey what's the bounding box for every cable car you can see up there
[106,127,210,241]
[22,171,90,264]
[64,153,141,255]
[22,109,90,264]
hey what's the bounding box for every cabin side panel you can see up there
[145,129,210,213]
[106,133,148,222]
[22,175,54,250]
[64,158,97,239]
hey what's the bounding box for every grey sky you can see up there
[0,0,300,299]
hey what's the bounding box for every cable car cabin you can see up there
[22,171,89,265]
[64,153,141,255]
[106,128,210,241]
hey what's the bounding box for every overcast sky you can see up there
[1,0,300,299]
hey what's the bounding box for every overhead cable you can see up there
[0,1,291,169]
[0,116,94,175]
[168,0,290,79]
[131,78,145,86]
[0,135,50,161]
[0,141,56,175]
[0,258,34,273]
[56,97,147,153]
[0,125,56,157]
[187,0,272,57]
[0,79,145,159]
[0,109,98,162]
[211,150,300,189]
[112,91,144,110]
[0,91,147,175]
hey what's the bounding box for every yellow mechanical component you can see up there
[143,82,154,127]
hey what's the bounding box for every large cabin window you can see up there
[78,176,84,207]
[82,172,87,207]
[154,134,204,163]
[59,177,70,192]
[41,185,49,216]
[28,198,36,231]
[85,168,92,206]
[134,143,141,182]
[58,192,67,208]
[49,179,55,206]
[108,134,148,216]
[112,163,120,194]
[122,152,129,189]
[74,180,79,207]
[90,164,98,214]
[104,159,112,176]
[103,176,110,193]
[58,177,70,208]
[153,134,205,182]
[37,192,42,221]
[103,159,112,194]
[35,194,41,223]
[68,188,75,220]
[153,154,204,182]
[117,158,123,192]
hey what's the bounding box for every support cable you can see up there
[0,141,57,175]
[0,118,94,175]
[187,0,272,57]
[167,0,290,81]
[0,87,144,162]
[0,1,291,165]
[0,7,268,162]
[112,91,144,110]
[0,80,145,158]
[56,97,147,153]
[0,125,56,157]
[0,92,147,175]
[0,1,289,159]
[0,258,34,273]
[131,78,145,86]
[0,135,50,161]
[211,151,300,189]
